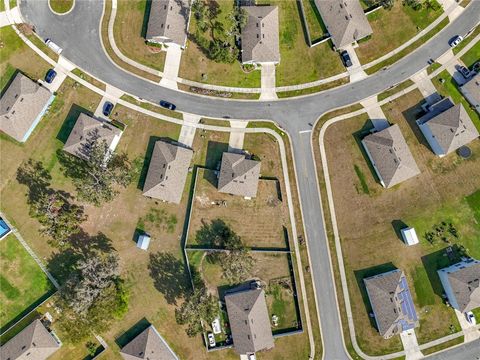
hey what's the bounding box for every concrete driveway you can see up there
[260,63,277,100]
[411,70,442,105]
[400,329,423,360]
[455,310,480,342]
[343,45,367,83]
[160,44,182,90]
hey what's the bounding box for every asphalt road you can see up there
[19,1,480,359]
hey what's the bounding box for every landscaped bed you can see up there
[49,0,74,14]
[322,90,480,355]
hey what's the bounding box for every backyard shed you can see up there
[137,234,151,250]
[401,227,419,246]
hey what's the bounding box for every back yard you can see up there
[323,89,480,355]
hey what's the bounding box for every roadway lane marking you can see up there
[299,130,312,134]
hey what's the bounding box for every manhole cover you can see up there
[457,146,472,159]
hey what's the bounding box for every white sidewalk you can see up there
[228,120,248,153]
[159,45,182,90]
[178,113,200,147]
[260,63,277,100]
[400,329,423,360]
[360,96,389,131]
[411,70,442,105]
[344,44,367,83]
[438,0,464,21]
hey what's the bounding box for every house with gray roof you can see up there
[437,258,480,313]
[362,124,420,188]
[225,287,274,355]
[0,319,61,360]
[364,269,419,339]
[0,73,54,142]
[314,0,372,49]
[146,0,190,48]
[460,73,480,114]
[417,97,478,157]
[218,152,261,198]
[143,140,193,204]
[63,113,123,160]
[241,6,280,64]
[120,324,179,360]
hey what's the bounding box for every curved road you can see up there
[19,1,480,359]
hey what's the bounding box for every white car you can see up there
[449,35,463,48]
[212,318,221,334]
[207,333,216,347]
[466,311,476,325]
[248,354,256,360]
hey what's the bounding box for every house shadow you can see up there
[352,119,381,184]
[56,104,94,143]
[401,101,432,150]
[115,317,151,349]
[141,0,152,38]
[0,68,20,96]
[391,220,408,242]
[205,141,228,170]
[353,262,397,329]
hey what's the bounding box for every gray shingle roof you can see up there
[225,288,274,355]
[364,270,418,339]
[420,102,479,155]
[63,113,123,160]
[146,0,190,47]
[445,262,480,313]
[362,124,420,188]
[241,6,280,64]
[218,153,261,198]
[0,320,61,360]
[0,73,52,142]
[314,0,372,49]
[461,73,480,112]
[142,140,193,204]
[120,325,178,360]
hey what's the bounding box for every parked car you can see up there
[159,100,176,111]
[340,50,353,67]
[45,38,63,54]
[248,354,256,360]
[466,311,476,325]
[472,61,480,73]
[45,69,57,84]
[458,66,471,79]
[449,35,463,48]
[103,101,114,117]
[211,318,221,334]
[207,333,216,347]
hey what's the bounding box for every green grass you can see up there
[277,77,349,98]
[460,38,480,68]
[353,165,370,195]
[71,68,106,91]
[472,307,480,319]
[453,25,480,55]
[466,190,480,224]
[412,266,435,307]
[421,336,464,355]
[426,62,442,75]
[0,234,54,328]
[301,0,327,40]
[49,0,74,13]
[432,70,480,131]
[377,79,415,101]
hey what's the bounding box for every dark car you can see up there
[340,50,353,67]
[45,69,57,84]
[103,101,114,117]
[159,100,176,111]
[458,66,471,79]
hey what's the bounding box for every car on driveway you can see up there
[458,66,471,79]
[45,69,57,84]
[466,311,476,325]
[159,100,176,111]
[103,101,114,117]
[207,333,216,347]
[449,35,463,48]
[340,50,353,67]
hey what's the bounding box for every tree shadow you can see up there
[352,119,381,184]
[69,230,115,256]
[16,159,52,204]
[391,219,408,242]
[195,218,232,247]
[115,317,151,348]
[56,148,87,180]
[47,248,83,285]
[56,105,93,144]
[148,252,190,305]
[353,262,397,329]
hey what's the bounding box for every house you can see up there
[137,233,151,250]
[146,0,190,48]
[0,73,54,142]
[218,152,261,198]
[460,73,480,114]
[361,124,420,188]
[400,227,419,246]
[0,217,11,240]
[225,287,274,355]
[417,97,479,157]
[0,319,61,360]
[63,113,123,160]
[314,0,373,49]
[241,6,280,64]
[120,324,179,360]
[364,269,419,339]
[437,258,480,313]
[142,140,193,204]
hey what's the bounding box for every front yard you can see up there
[323,89,480,355]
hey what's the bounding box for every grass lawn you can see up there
[49,0,74,14]
[460,37,480,68]
[113,0,166,72]
[377,79,415,101]
[0,234,54,330]
[356,2,443,64]
[323,90,480,354]
[453,25,480,55]
[432,70,480,130]
[300,0,327,41]
[466,190,480,223]
[71,68,106,91]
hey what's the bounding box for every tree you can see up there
[219,245,254,284]
[175,286,218,337]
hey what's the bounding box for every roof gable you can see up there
[447,262,480,312]
[146,0,190,47]
[120,325,178,360]
[218,153,261,197]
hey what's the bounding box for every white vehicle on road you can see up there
[45,38,63,54]
[466,311,476,325]
[207,333,216,347]
[449,35,463,48]
[212,318,221,334]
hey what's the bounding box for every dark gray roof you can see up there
[120,325,178,360]
[142,140,193,204]
[241,6,280,64]
[314,0,372,49]
[218,153,261,197]
[63,113,123,160]
[225,288,274,355]
[420,102,478,155]
[0,73,52,142]
[445,261,480,313]
[362,124,420,188]
[0,320,61,360]
[461,73,480,111]
[364,270,418,339]
[146,0,190,47]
